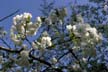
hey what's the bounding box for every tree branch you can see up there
[69,49,83,70]
[0,46,23,53]
[29,50,52,67]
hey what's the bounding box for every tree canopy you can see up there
[0,0,108,72]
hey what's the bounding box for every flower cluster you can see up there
[41,36,52,48]
[10,12,42,45]
[32,31,52,49]
[46,7,67,25]
[67,23,102,47]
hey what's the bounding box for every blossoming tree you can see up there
[0,0,108,72]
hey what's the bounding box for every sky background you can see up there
[0,0,88,31]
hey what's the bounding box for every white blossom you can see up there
[11,34,22,46]
[41,36,52,48]
[27,22,38,29]
[26,28,37,36]
[11,12,41,45]
[15,24,25,34]
[71,23,102,46]
[36,16,42,24]
[23,12,32,19]
[82,57,87,63]
[11,37,22,46]
[13,14,23,25]
[66,24,72,30]
[85,32,89,37]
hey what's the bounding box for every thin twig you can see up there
[69,49,84,70]
[0,38,11,49]
[25,37,32,47]
[0,9,20,22]
[58,51,70,61]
